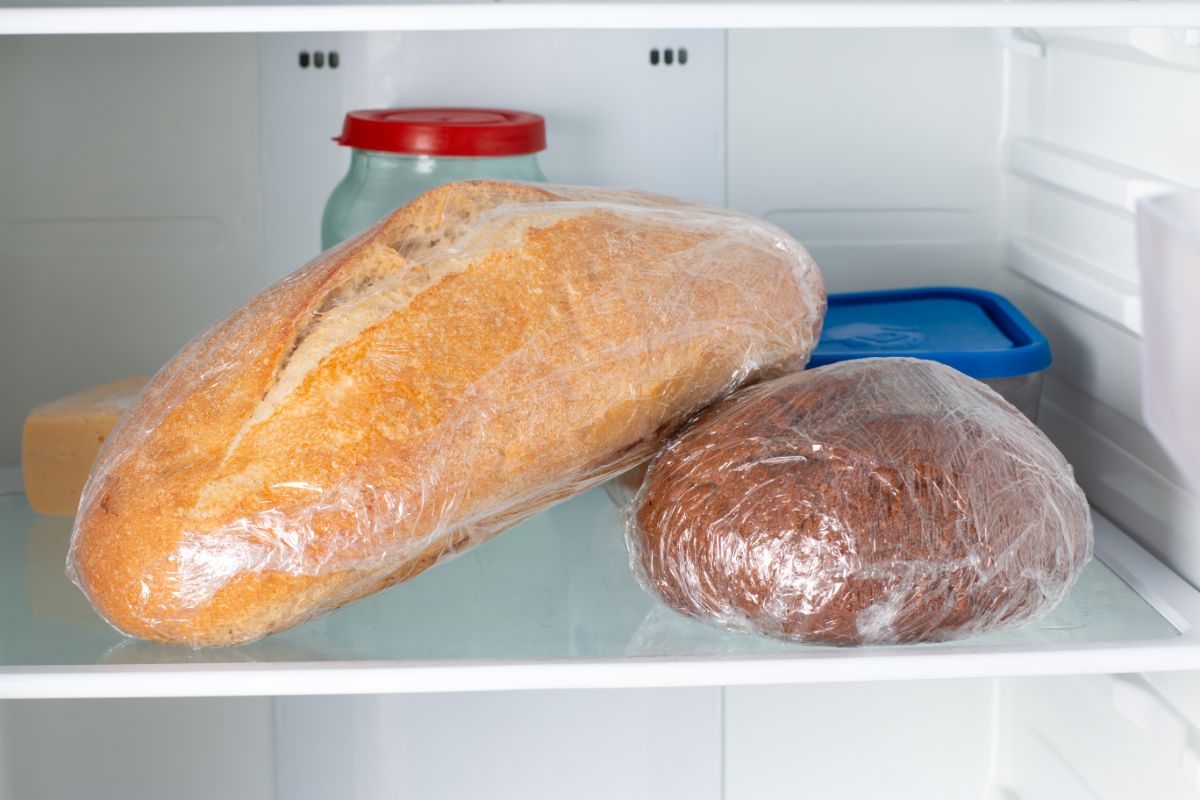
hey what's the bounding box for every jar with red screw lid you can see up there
[321,107,548,249]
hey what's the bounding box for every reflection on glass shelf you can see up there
[0,489,1179,669]
[624,552,1180,656]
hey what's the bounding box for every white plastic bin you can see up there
[1136,191,1200,488]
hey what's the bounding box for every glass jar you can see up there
[321,107,548,250]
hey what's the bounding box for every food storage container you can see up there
[810,287,1052,421]
[1137,191,1200,487]
[321,107,547,249]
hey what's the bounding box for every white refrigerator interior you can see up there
[5,676,1200,798]
[3,16,1200,799]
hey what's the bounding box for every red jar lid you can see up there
[334,108,546,157]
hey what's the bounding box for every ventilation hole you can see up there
[664,48,674,65]
[298,50,310,68]
[313,51,326,68]
[649,48,660,66]
[678,47,688,65]
[329,51,340,69]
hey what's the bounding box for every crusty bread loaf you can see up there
[68,180,826,646]
[630,358,1092,645]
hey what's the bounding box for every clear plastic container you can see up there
[981,373,1045,422]
[321,108,547,250]
[810,287,1052,422]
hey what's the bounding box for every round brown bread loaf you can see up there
[629,357,1092,646]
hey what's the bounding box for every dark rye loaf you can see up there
[630,357,1092,645]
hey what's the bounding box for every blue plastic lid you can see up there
[810,287,1051,379]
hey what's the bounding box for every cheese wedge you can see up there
[22,378,148,516]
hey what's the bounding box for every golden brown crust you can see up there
[69,180,826,646]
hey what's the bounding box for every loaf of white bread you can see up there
[68,181,826,646]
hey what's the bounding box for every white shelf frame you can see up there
[4,2,1200,36]
[1006,137,1187,218]
[1008,237,1143,334]
[3,513,1199,700]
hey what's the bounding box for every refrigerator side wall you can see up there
[1001,28,1200,590]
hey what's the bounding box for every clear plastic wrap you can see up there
[66,180,826,647]
[627,357,1093,646]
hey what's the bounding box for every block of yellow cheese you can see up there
[22,377,148,516]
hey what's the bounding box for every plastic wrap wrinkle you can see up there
[627,357,1092,646]
[67,180,826,646]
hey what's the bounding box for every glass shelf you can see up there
[1,488,1198,698]
[2,0,1199,37]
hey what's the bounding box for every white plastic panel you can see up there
[727,29,1005,293]
[1022,33,1200,185]
[1032,375,1200,609]
[275,689,722,800]
[256,32,348,285]
[0,35,264,465]
[258,29,725,281]
[1003,27,1200,590]
[719,673,1200,800]
[1008,237,1141,333]
[0,697,275,799]
[3,675,1198,800]
[1146,672,1200,744]
[993,674,1200,799]
[1006,136,1183,216]
[724,680,995,799]
[1137,192,1200,494]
